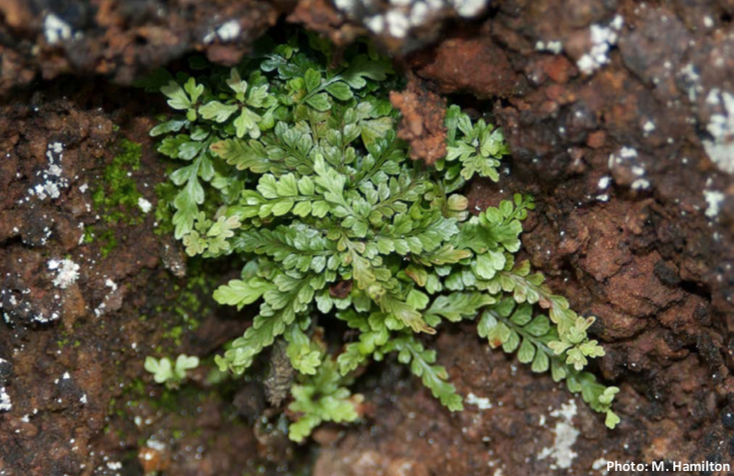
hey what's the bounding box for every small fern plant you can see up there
[144,354,200,389]
[148,33,619,441]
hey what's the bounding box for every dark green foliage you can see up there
[149,32,619,440]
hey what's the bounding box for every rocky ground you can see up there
[1,0,734,475]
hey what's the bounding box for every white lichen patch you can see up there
[608,146,638,169]
[703,89,734,174]
[48,259,80,289]
[202,30,215,44]
[0,385,11,412]
[94,278,118,317]
[679,63,702,101]
[77,222,86,245]
[536,40,563,55]
[105,278,117,292]
[337,0,489,38]
[27,142,69,201]
[34,311,59,324]
[466,392,493,410]
[577,15,624,75]
[334,0,358,11]
[598,176,611,190]
[386,9,410,38]
[451,0,489,17]
[704,189,725,218]
[216,20,241,42]
[631,165,645,176]
[44,14,72,45]
[592,457,610,474]
[146,438,167,451]
[631,178,650,190]
[596,176,612,201]
[608,147,650,190]
[538,400,579,470]
[137,197,153,214]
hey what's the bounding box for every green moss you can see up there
[56,330,75,350]
[82,227,95,244]
[161,325,184,345]
[171,263,216,328]
[127,378,146,395]
[82,139,146,258]
[92,138,143,225]
[152,258,220,349]
[154,180,177,236]
[97,228,119,257]
[82,226,113,258]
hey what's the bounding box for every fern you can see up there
[149,32,619,441]
[144,354,199,388]
[288,354,363,443]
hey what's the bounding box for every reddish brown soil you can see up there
[390,74,448,165]
[2,1,734,476]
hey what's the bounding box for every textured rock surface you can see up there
[0,87,295,475]
[0,0,285,96]
[2,0,734,475]
[390,74,448,164]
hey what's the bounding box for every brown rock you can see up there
[605,252,684,317]
[390,75,447,164]
[411,36,524,98]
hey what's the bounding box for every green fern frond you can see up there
[149,31,619,441]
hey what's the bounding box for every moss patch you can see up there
[92,138,143,225]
